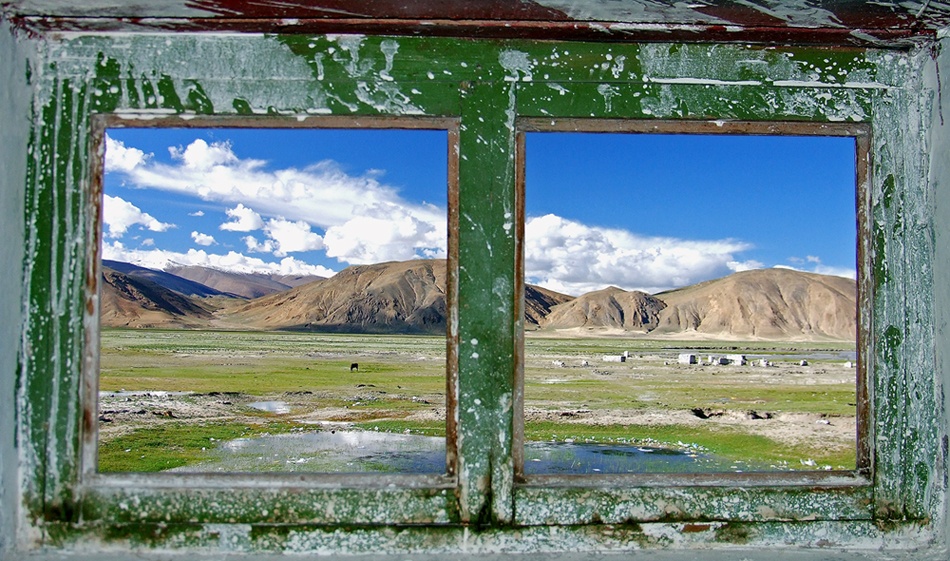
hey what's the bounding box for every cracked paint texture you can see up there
[3,27,948,558]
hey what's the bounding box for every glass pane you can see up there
[522,130,858,475]
[98,126,450,474]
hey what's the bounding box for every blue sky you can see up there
[524,132,856,294]
[103,127,855,294]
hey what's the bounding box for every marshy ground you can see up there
[97,329,857,473]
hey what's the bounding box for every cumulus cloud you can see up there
[220,204,265,232]
[107,135,445,266]
[240,218,324,257]
[102,241,336,278]
[104,137,148,172]
[262,218,325,256]
[243,235,276,254]
[189,210,205,217]
[107,135,431,230]
[323,202,444,264]
[524,214,753,295]
[102,195,174,238]
[191,231,215,246]
[170,138,239,170]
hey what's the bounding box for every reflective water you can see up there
[247,400,292,414]
[170,430,447,473]
[524,441,755,474]
[169,430,752,474]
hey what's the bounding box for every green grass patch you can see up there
[351,419,446,437]
[524,421,855,470]
[98,420,301,472]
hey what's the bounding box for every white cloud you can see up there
[243,235,276,254]
[784,255,855,279]
[524,214,752,295]
[189,210,205,217]
[102,241,336,277]
[102,195,174,238]
[107,138,443,249]
[104,137,148,172]
[262,218,324,256]
[727,259,765,273]
[220,204,264,232]
[323,202,444,264]
[812,265,856,279]
[170,138,239,170]
[191,231,216,246]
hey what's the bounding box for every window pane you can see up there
[522,129,858,475]
[98,126,451,474]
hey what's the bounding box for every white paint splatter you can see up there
[597,83,619,112]
[499,49,534,83]
[378,40,398,82]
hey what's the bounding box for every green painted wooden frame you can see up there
[16,33,942,551]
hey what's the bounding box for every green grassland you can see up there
[98,329,857,472]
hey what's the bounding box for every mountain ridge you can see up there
[99,259,857,341]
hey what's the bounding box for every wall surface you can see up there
[0,15,30,557]
[1,15,950,561]
[929,36,950,552]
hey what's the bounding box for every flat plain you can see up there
[97,329,856,472]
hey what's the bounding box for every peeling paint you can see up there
[3,24,949,558]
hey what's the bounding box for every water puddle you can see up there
[169,430,759,474]
[248,400,291,414]
[524,441,759,474]
[171,430,446,473]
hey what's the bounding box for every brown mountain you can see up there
[165,264,324,299]
[541,286,667,332]
[221,260,572,333]
[221,259,450,334]
[100,259,857,341]
[103,260,233,298]
[652,268,856,341]
[100,266,215,328]
[524,285,574,329]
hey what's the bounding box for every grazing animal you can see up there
[350,363,359,372]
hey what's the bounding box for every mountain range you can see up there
[99,259,856,341]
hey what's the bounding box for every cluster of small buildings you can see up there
[597,352,823,368]
[676,353,748,366]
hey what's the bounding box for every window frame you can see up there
[12,31,940,550]
[512,118,873,523]
[80,114,463,524]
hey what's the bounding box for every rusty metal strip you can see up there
[855,127,874,475]
[445,122,461,479]
[519,118,871,138]
[513,129,527,482]
[11,16,933,49]
[81,114,107,482]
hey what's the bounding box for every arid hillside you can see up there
[166,264,323,299]
[652,268,856,341]
[99,259,856,341]
[100,266,216,328]
[219,259,450,334]
[524,284,575,329]
[540,286,667,332]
